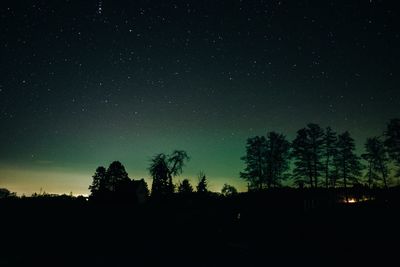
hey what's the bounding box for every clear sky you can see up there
[1,0,399,195]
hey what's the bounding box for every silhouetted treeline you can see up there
[241,119,400,193]
[3,119,399,205]
[88,161,149,204]
[1,120,400,267]
[88,150,215,203]
[86,118,400,205]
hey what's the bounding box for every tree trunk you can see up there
[314,163,318,188]
[167,174,174,194]
[378,159,388,189]
[308,160,313,188]
[313,149,318,188]
[383,174,388,189]
[343,160,348,203]
[344,175,348,202]
[325,155,330,188]
[368,162,372,189]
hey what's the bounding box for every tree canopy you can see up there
[362,137,390,188]
[149,150,190,197]
[221,184,238,196]
[292,124,325,188]
[385,118,400,177]
[178,179,194,194]
[196,171,208,194]
[240,132,290,190]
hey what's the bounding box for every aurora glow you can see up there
[1,0,399,195]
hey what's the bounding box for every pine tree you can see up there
[89,162,132,199]
[196,171,208,194]
[106,161,130,192]
[265,132,291,187]
[292,124,325,188]
[89,166,107,197]
[336,132,363,201]
[323,127,337,188]
[362,148,380,189]
[362,137,390,188]
[306,124,325,188]
[292,128,313,187]
[240,136,267,190]
[178,179,194,194]
[384,118,400,177]
[240,132,290,190]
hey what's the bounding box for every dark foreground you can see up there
[1,191,399,267]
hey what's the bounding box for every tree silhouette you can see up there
[362,137,390,188]
[384,118,400,177]
[292,124,324,188]
[196,171,208,194]
[335,132,363,201]
[221,184,238,196]
[240,132,290,190]
[292,128,313,187]
[149,153,170,197]
[178,179,194,194]
[265,132,291,187]
[89,166,107,197]
[307,124,325,187]
[0,188,16,198]
[362,145,380,189]
[168,150,190,193]
[149,150,190,197]
[323,127,337,188]
[88,161,141,202]
[240,136,267,190]
[133,178,150,203]
[106,161,130,192]
[330,148,341,188]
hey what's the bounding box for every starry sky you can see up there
[1,0,399,195]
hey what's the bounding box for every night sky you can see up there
[1,0,399,195]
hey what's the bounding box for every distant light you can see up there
[342,196,371,204]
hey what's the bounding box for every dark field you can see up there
[1,191,399,267]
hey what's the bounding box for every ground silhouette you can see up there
[1,187,399,266]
